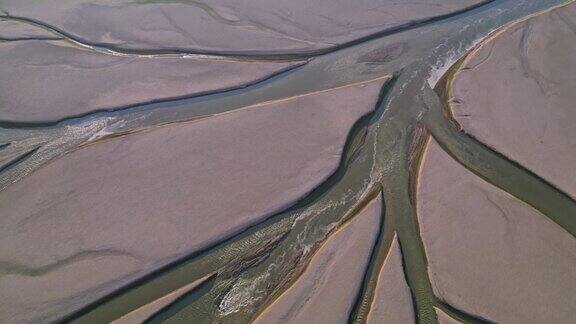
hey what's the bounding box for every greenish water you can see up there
[0,1,574,323]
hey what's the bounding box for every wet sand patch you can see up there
[255,195,382,324]
[0,39,296,122]
[451,3,576,198]
[0,0,484,52]
[0,78,385,323]
[367,234,414,324]
[417,138,576,323]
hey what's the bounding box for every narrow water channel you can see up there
[0,0,574,323]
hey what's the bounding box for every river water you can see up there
[0,0,573,323]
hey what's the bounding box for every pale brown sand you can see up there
[112,274,212,324]
[0,39,295,122]
[435,307,461,324]
[255,195,382,324]
[0,0,482,52]
[0,78,385,323]
[0,18,56,39]
[417,139,576,323]
[367,234,414,324]
[451,3,576,198]
[0,255,142,324]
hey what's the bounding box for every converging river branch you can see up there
[0,0,575,323]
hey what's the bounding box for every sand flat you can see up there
[451,3,576,197]
[255,195,382,324]
[0,0,483,52]
[367,234,414,324]
[417,139,576,323]
[435,308,461,324]
[0,78,385,323]
[111,274,212,324]
[0,18,57,39]
[0,39,296,122]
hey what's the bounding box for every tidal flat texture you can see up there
[0,0,575,323]
[112,275,212,324]
[367,235,414,324]
[418,139,576,323]
[435,308,460,324]
[0,79,384,323]
[451,2,576,197]
[254,195,381,324]
[0,38,297,122]
[0,18,57,40]
[0,0,483,52]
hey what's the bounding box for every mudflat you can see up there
[1,0,575,322]
[0,18,57,40]
[0,39,297,122]
[417,139,576,323]
[367,234,414,324]
[255,195,381,324]
[0,0,483,52]
[435,308,460,324]
[451,2,576,198]
[0,78,384,323]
